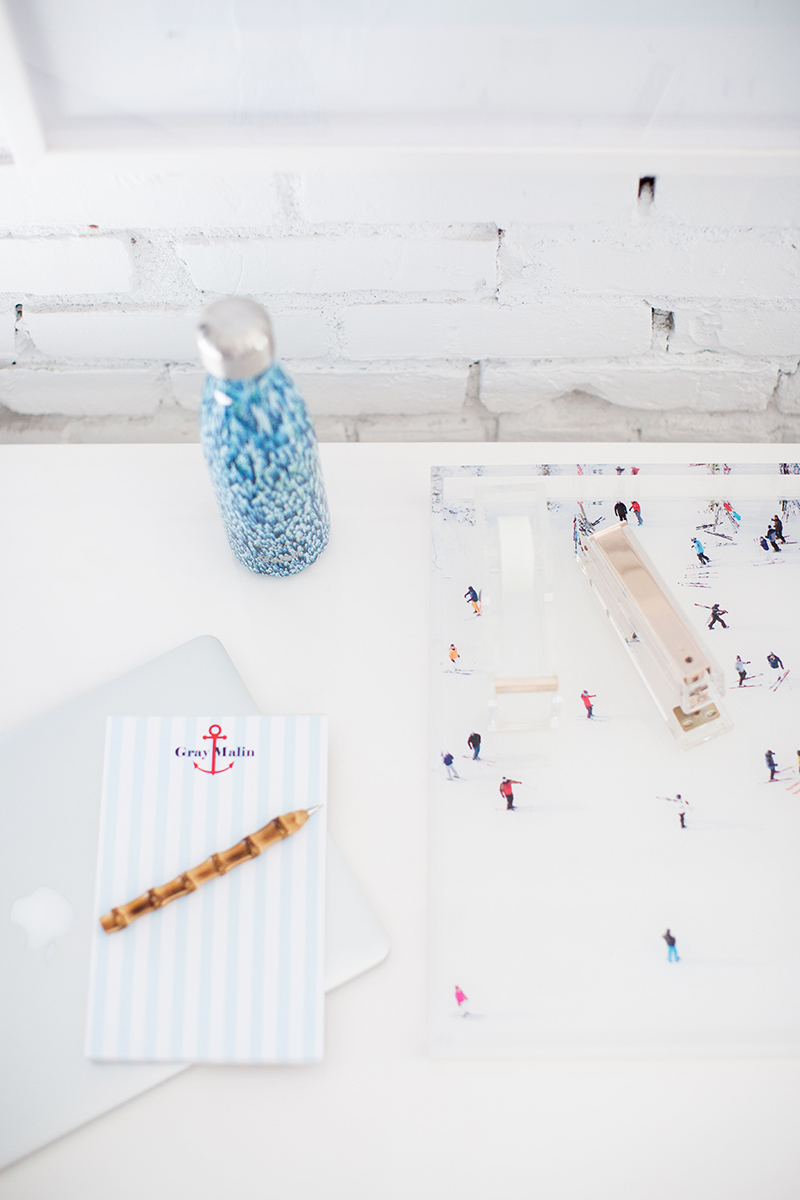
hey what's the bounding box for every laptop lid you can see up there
[0,636,387,1169]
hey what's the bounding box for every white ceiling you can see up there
[1,0,799,160]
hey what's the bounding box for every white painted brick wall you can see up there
[668,305,800,357]
[497,393,649,442]
[270,312,332,359]
[0,307,14,358]
[776,365,800,414]
[481,358,779,414]
[0,237,132,294]
[496,398,782,443]
[23,309,332,363]
[654,176,800,229]
[25,311,200,362]
[177,235,497,296]
[342,299,651,359]
[0,161,796,440]
[0,156,283,229]
[502,229,800,301]
[0,368,161,416]
[169,362,468,416]
[354,411,491,442]
[298,173,636,226]
[167,367,205,410]
[286,363,469,416]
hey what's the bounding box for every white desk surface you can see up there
[2,441,800,1200]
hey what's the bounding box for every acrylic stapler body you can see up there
[579,523,731,749]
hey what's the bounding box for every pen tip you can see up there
[305,804,324,816]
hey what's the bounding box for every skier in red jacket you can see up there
[499,778,522,810]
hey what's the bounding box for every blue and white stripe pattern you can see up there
[200,361,330,577]
[86,715,326,1064]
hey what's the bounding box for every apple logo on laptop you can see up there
[11,886,74,951]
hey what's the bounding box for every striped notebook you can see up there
[86,715,326,1064]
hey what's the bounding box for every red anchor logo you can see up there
[194,724,235,775]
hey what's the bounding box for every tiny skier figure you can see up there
[615,466,624,475]
[767,651,784,673]
[613,500,628,523]
[464,585,481,615]
[766,749,778,782]
[766,525,782,553]
[679,811,686,829]
[630,499,643,525]
[759,536,770,553]
[735,655,750,687]
[442,752,460,780]
[708,602,728,630]
[659,792,688,814]
[454,985,468,1015]
[663,929,680,962]
[692,537,710,565]
[499,777,521,810]
[631,466,640,475]
[580,690,596,719]
[448,643,460,665]
[467,731,482,761]
[772,514,786,543]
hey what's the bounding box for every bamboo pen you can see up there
[100,805,322,933]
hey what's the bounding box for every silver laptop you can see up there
[0,636,388,1170]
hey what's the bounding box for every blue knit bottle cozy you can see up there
[197,297,330,576]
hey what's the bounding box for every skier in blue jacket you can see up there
[692,538,710,565]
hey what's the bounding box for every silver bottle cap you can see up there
[196,297,275,381]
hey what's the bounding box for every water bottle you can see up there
[197,297,330,576]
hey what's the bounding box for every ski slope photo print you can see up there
[429,462,800,1058]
